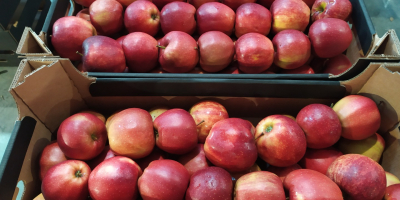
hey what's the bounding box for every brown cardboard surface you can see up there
[367,29,400,58]
[16,28,53,57]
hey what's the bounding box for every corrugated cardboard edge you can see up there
[367,29,400,58]
[15,27,53,57]
[340,62,386,94]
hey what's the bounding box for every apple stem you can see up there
[330,103,334,108]
[76,51,83,56]
[197,120,205,126]
[156,45,166,49]
[255,132,265,141]
[75,170,83,178]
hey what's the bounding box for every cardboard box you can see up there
[0,58,399,200]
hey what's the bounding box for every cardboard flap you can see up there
[367,29,400,59]
[340,62,384,94]
[15,27,54,57]
[382,126,400,178]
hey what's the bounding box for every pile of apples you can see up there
[51,0,354,75]
[39,94,400,200]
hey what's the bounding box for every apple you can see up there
[255,115,307,167]
[160,2,196,35]
[385,184,400,200]
[272,29,311,69]
[105,110,122,130]
[79,110,106,123]
[309,18,353,58]
[52,16,96,61]
[57,113,107,160]
[186,167,233,200]
[231,163,262,182]
[152,0,185,10]
[107,108,155,159]
[270,0,310,34]
[116,35,126,47]
[41,160,91,200]
[296,103,342,149]
[332,95,381,140]
[148,106,169,121]
[122,32,158,72]
[235,33,274,73]
[39,142,68,180]
[197,31,235,72]
[75,0,96,7]
[235,3,272,38]
[189,100,229,143]
[267,164,302,182]
[284,169,343,199]
[158,31,199,73]
[204,118,258,172]
[88,156,142,200]
[187,0,218,9]
[138,159,190,200]
[311,0,352,22]
[298,147,343,174]
[177,144,210,176]
[86,146,116,170]
[124,1,160,36]
[135,147,167,170]
[337,132,385,162]
[196,2,235,35]
[89,0,123,36]
[282,65,314,74]
[235,171,286,200]
[154,108,198,154]
[327,154,387,200]
[386,172,400,187]
[220,0,256,11]
[76,8,90,21]
[323,54,352,75]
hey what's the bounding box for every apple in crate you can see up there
[160,2,196,35]
[116,35,126,47]
[79,110,106,123]
[270,0,310,33]
[385,184,400,200]
[186,167,233,200]
[323,54,352,75]
[52,16,96,61]
[122,32,158,72]
[220,0,256,11]
[298,147,343,174]
[124,1,160,36]
[235,3,272,37]
[267,164,302,182]
[152,0,185,10]
[231,163,262,182]
[188,0,218,9]
[39,142,67,180]
[89,156,142,200]
[311,0,352,22]
[327,154,386,200]
[57,113,107,160]
[338,132,385,162]
[178,144,210,176]
[386,172,400,187]
[148,106,169,121]
[89,0,123,36]
[86,146,115,170]
[196,2,235,35]
[135,146,167,170]
[41,160,91,200]
[139,160,190,200]
[76,8,90,21]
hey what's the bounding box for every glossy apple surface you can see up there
[122,32,158,72]
[337,132,385,162]
[270,0,310,33]
[235,3,272,37]
[89,0,123,36]
[311,0,352,22]
[323,54,352,75]
[196,2,235,35]
[39,142,68,180]
[267,164,302,182]
[79,110,106,123]
[160,2,196,35]
[76,8,90,21]
[124,1,160,36]
[298,147,343,174]
[385,184,400,200]
[178,144,210,176]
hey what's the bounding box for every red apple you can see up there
[105,110,122,130]
[177,144,210,176]
[235,3,271,38]
[386,172,400,187]
[187,0,218,9]
[385,184,400,200]
[124,1,160,36]
[298,147,343,174]
[39,142,68,180]
[272,29,311,69]
[89,0,123,36]
[41,160,91,200]
[88,156,142,200]
[309,18,353,58]
[107,108,155,159]
[235,171,286,200]
[270,0,310,34]
[79,110,106,123]
[152,0,185,10]
[235,33,274,73]
[51,16,96,61]
[255,115,307,167]
[282,65,314,74]
[57,113,107,160]
[116,35,126,47]
[76,8,90,21]
[154,108,198,154]
[86,146,116,170]
[196,2,235,35]
[158,31,199,73]
[332,95,381,140]
[160,2,196,35]
[327,154,386,200]
[284,169,343,199]
[231,163,261,182]
[323,54,352,75]
[122,32,158,72]
[135,147,166,170]
[220,0,256,11]
[311,0,352,22]
[148,106,169,121]
[186,167,233,200]
[204,118,258,172]
[267,164,302,182]
[138,159,190,200]
[75,0,96,7]
[337,132,385,162]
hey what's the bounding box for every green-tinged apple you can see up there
[188,0,218,9]
[311,0,352,22]
[160,2,196,35]
[76,8,90,21]
[270,0,310,33]
[189,100,229,143]
[124,1,160,36]
[122,32,158,72]
[89,0,123,36]
[148,106,169,121]
[327,154,386,200]
[186,167,233,200]
[177,144,210,176]
[235,171,286,200]
[75,0,96,7]
[79,110,106,123]
[220,0,256,11]
[298,147,343,174]
[385,184,400,200]
[255,115,307,167]
[386,172,400,187]
[86,146,115,170]
[105,110,122,130]
[39,142,67,180]
[332,95,381,140]
[135,147,166,170]
[338,132,385,162]
[267,164,302,182]
[323,54,352,75]
[231,163,261,182]
[204,118,257,172]
[235,3,272,37]
[152,0,185,10]
[282,65,314,74]
[196,2,235,35]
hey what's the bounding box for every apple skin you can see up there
[160,2,196,35]
[152,0,185,10]
[177,144,210,176]
[255,115,307,167]
[272,29,311,69]
[323,54,352,75]
[57,113,107,160]
[86,146,116,170]
[327,154,386,200]
[267,164,302,182]
[148,106,169,121]
[235,33,274,73]
[88,156,142,200]
[296,103,342,149]
[284,169,343,200]
[107,108,155,159]
[89,0,123,36]
[198,31,235,72]
[311,0,352,22]
[138,159,190,200]
[79,110,106,123]
[309,18,353,58]
[82,36,126,72]
[116,35,126,47]
[187,0,218,9]
[135,147,167,170]
[75,0,96,7]
[39,142,68,180]
[204,118,258,172]
[270,0,310,34]
[154,108,198,154]
[235,171,286,200]
[76,8,90,22]
[51,16,96,61]
[186,167,233,200]
[189,100,229,143]
[235,3,272,38]
[41,160,91,200]
[105,110,122,130]
[158,31,199,73]
[122,32,158,72]
[298,147,343,174]
[124,1,160,36]
[220,0,257,11]
[196,2,235,36]
[386,172,400,187]
[282,65,314,74]
[337,132,385,162]
[385,184,400,200]
[231,163,261,182]
[332,95,381,140]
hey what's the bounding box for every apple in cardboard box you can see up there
[385,184,400,200]
[220,0,257,11]
[311,0,352,22]
[187,0,218,9]
[116,35,126,47]
[231,163,262,182]
[323,54,353,75]
[39,142,67,180]
[177,144,210,176]
[270,0,310,34]
[135,146,167,170]
[148,106,169,121]
[298,147,343,174]
[235,3,272,38]
[267,164,302,182]
[78,110,106,123]
[124,1,161,36]
[386,172,400,187]
[160,2,196,35]
[196,2,235,36]
[76,8,90,22]
[337,132,385,162]
[89,0,124,36]
[86,146,116,170]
